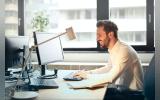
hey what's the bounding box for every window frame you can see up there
[20,0,154,52]
[18,0,24,36]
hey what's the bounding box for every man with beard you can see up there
[74,20,143,90]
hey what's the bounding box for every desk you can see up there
[36,70,107,100]
[5,70,107,100]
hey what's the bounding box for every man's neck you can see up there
[108,39,118,50]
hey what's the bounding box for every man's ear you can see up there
[108,32,114,38]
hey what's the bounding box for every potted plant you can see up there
[31,11,49,32]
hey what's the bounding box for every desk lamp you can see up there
[11,27,76,99]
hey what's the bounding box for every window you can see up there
[22,0,154,51]
[24,0,97,49]
[109,0,146,45]
[97,0,154,51]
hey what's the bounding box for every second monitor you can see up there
[33,32,64,77]
[29,32,64,89]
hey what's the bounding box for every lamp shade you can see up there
[66,27,76,40]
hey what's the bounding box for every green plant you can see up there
[31,11,49,32]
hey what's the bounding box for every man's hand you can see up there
[73,70,88,79]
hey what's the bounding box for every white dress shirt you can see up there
[89,40,143,90]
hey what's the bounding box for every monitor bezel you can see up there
[33,32,64,66]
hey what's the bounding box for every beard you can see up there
[98,38,110,49]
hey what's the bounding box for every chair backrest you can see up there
[144,54,155,100]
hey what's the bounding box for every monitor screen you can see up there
[5,36,29,71]
[33,32,64,66]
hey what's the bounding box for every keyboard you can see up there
[63,72,83,81]
[5,77,18,83]
[5,76,18,81]
[29,78,59,89]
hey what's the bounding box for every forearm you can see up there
[86,65,111,74]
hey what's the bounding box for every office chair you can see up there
[103,55,155,100]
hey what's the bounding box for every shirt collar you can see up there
[108,40,121,54]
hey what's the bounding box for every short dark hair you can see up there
[96,20,118,38]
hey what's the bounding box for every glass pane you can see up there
[109,0,146,45]
[25,0,97,48]
[5,0,18,36]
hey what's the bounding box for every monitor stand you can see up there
[41,65,46,76]
[29,65,59,89]
[38,65,57,79]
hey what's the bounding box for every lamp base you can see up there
[12,91,38,100]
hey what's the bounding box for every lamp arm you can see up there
[10,48,33,97]
[9,27,74,96]
[32,32,66,48]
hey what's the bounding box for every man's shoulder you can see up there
[118,41,130,51]
[118,41,137,56]
[119,40,129,47]
[119,41,135,51]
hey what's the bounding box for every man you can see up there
[74,20,143,90]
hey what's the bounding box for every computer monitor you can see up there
[5,36,29,76]
[33,32,64,76]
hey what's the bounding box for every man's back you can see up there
[109,40,143,90]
